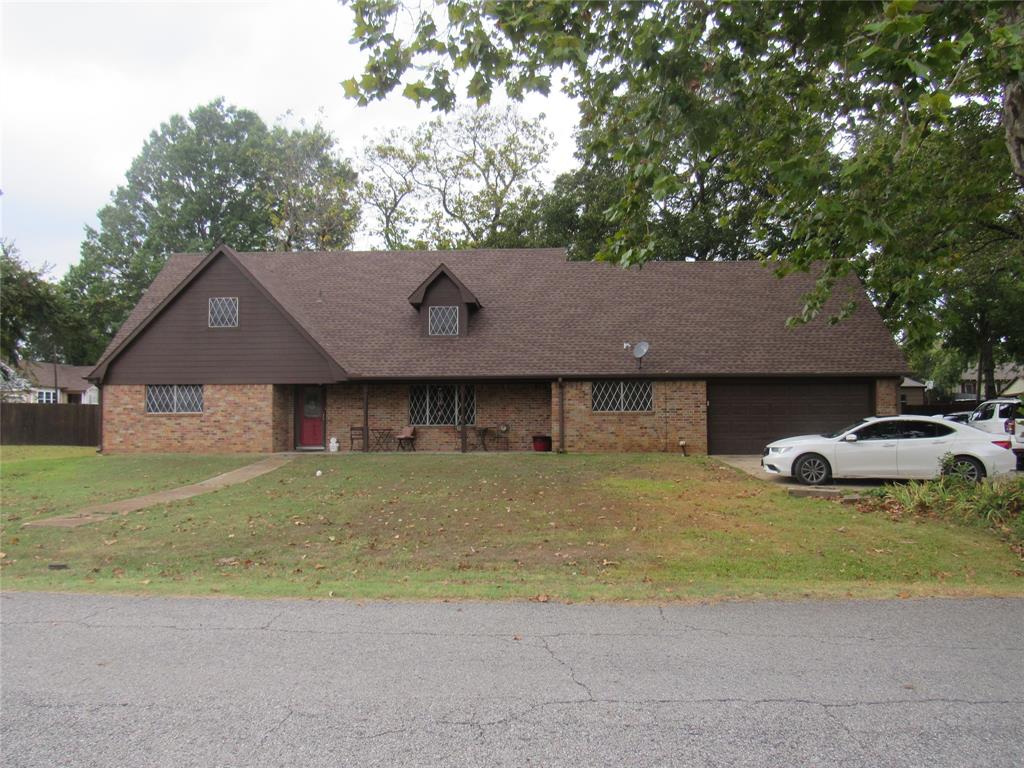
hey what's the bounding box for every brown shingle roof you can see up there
[96,248,909,380]
[20,361,96,392]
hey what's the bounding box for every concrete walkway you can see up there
[717,454,879,500]
[24,455,293,529]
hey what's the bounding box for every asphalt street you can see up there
[1,592,1021,767]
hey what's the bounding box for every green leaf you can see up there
[341,78,361,99]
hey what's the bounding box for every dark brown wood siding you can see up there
[421,275,469,336]
[707,378,873,454]
[105,256,336,384]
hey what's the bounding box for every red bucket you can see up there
[532,435,552,452]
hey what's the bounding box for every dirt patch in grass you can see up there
[2,452,1021,601]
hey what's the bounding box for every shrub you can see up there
[864,475,1024,551]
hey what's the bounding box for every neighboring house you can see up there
[899,377,927,408]
[958,364,1024,400]
[1001,376,1024,398]
[20,361,100,405]
[88,245,909,455]
[0,360,33,402]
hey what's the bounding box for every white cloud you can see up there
[0,0,580,275]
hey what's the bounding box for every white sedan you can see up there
[761,416,1017,485]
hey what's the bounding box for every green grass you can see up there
[1,451,1021,601]
[0,446,260,523]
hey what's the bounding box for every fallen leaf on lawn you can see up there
[215,557,239,566]
[532,594,550,603]
[898,591,911,599]
[103,539,117,546]
[314,563,326,570]
[140,579,151,585]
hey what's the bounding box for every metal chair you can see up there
[395,425,416,451]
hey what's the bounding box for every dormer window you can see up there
[409,263,481,338]
[209,297,239,327]
[428,305,459,336]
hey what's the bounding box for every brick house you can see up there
[88,245,908,455]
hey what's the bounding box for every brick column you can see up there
[875,378,901,416]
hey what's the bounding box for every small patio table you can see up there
[370,428,393,451]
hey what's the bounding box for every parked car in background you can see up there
[762,416,1016,485]
[967,398,1024,470]
[941,411,972,423]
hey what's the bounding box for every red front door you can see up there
[297,386,324,448]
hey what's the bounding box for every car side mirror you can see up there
[844,433,858,443]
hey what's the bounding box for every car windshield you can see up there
[823,420,868,438]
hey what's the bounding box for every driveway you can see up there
[2,593,1021,767]
[717,454,885,493]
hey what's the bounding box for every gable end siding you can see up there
[104,256,337,384]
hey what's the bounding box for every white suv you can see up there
[968,398,1023,470]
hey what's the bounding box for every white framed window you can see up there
[428,305,459,336]
[208,297,239,327]
[35,389,57,404]
[409,384,475,425]
[146,384,204,414]
[592,380,653,412]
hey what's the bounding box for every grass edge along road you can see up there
[2,449,1021,602]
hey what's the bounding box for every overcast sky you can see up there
[1,0,580,277]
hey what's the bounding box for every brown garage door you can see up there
[707,379,873,454]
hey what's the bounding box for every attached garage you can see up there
[707,379,874,454]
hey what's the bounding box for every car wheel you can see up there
[794,454,831,486]
[945,455,985,483]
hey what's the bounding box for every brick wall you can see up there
[102,384,274,453]
[552,380,708,453]
[271,385,294,452]
[323,381,550,452]
[875,377,901,416]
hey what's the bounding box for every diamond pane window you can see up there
[621,380,653,411]
[591,381,620,412]
[175,385,204,413]
[428,305,459,336]
[460,386,476,426]
[430,385,458,424]
[208,297,239,328]
[409,386,429,425]
[146,384,203,413]
[592,380,653,412]
[409,384,475,425]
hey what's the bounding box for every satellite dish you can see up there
[632,341,650,359]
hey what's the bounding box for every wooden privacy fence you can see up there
[0,404,100,446]
[901,401,979,416]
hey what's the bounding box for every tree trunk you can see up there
[1006,79,1024,185]
[979,340,998,400]
[976,351,983,402]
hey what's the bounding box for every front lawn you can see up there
[1,451,1021,601]
[0,446,260,524]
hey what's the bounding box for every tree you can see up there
[357,106,551,249]
[61,100,360,363]
[359,131,425,249]
[267,120,360,250]
[343,0,1024,317]
[851,102,1023,398]
[0,240,60,363]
